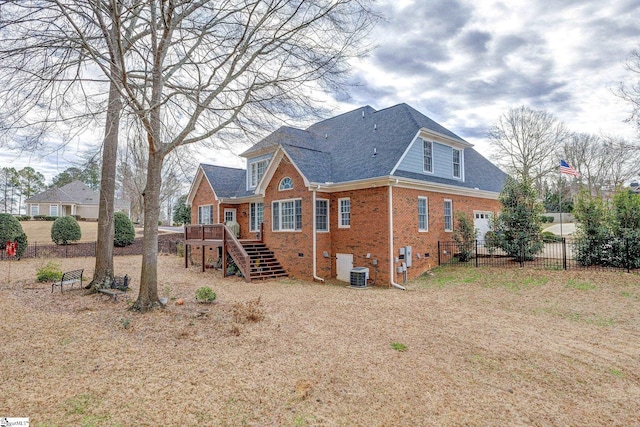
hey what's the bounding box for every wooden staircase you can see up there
[242,242,288,280]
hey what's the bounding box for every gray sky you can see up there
[2,0,639,181]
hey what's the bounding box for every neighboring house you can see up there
[186,103,507,285]
[25,180,130,220]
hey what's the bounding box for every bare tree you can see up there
[3,0,377,311]
[563,133,638,197]
[489,106,569,192]
[619,47,640,131]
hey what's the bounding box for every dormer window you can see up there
[249,159,268,188]
[279,177,293,191]
[453,149,461,178]
[423,140,433,173]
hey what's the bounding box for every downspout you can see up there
[312,186,325,282]
[389,180,406,290]
[217,198,221,223]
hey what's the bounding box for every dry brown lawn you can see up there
[1,256,640,426]
[20,221,144,244]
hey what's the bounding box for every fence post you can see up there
[626,237,630,273]
[475,239,478,268]
[34,242,37,258]
[519,241,524,268]
[65,244,68,258]
[437,241,441,266]
[562,237,567,270]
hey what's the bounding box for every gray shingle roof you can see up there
[25,180,129,210]
[212,103,507,194]
[200,164,252,198]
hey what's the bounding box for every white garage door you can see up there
[474,211,493,240]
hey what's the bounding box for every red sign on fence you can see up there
[6,241,17,257]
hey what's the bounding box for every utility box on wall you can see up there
[399,246,413,267]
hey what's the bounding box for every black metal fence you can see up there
[0,237,183,261]
[438,238,637,273]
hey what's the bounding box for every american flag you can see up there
[560,160,580,177]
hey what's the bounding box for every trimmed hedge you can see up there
[114,212,135,247]
[51,216,82,245]
[0,213,28,258]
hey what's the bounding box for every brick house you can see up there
[186,103,507,287]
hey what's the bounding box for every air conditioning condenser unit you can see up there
[350,267,369,287]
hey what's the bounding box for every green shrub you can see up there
[37,261,63,282]
[195,286,216,303]
[113,212,135,247]
[541,231,562,243]
[0,213,28,258]
[51,216,82,245]
[19,215,31,221]
[453,211,477,262]
[33,214,47,221]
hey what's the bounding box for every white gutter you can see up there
[312,187,325,283]
[388,181,406,290]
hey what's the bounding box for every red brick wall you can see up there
[189,163,502,285]
[190,172,218,225]
[262,158,315,279]
[391,186,501,281]
[328,187,390,285]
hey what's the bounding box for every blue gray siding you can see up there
[397,138,463,181]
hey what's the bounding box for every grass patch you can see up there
[566,279,596,291]
[65,394,94,415]
[390,342,407,352]
[610,368,624,378]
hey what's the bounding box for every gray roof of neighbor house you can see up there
[240,103,507,193]
[25,180,130,210]
[200,164,253,198]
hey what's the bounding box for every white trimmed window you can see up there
[279,177,293,191]
[453,149,462,178]
[250,202,263,232]
[198,205,213,225]
[249,160,268,188]
[272,199,302,231]
[444,199,453,232]
[316,199,329,232]
[50,204,58,217]
[423,140,433,173]
[418,197,428,232]
[338,198,351,228]
[30,205,39,217]
[224,208,236,223]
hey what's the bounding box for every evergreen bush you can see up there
[453,212,477,262]
[0,213,28,258]
[51,215,82,245]
[114,212,135,247]
[493,177,544,261]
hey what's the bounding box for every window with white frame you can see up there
[338,198,351,228]
[279,177,293,191]
[423,140,433,173]
[198,205,213,224]
[418,197,428,232]
[272,199,302,231]
[453,149,461,178]
[30,205,39,217]
[50,205,58,217]
[249,160,268,188]
[444,199,453,232]
[224,209,236,223]
[316,199,329,232]
[250,202,263,232]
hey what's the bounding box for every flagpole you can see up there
[559,167,563,237]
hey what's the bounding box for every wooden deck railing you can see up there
[184,224,251,282]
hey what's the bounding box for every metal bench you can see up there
[51,269,84,293]
[97,275,130,302]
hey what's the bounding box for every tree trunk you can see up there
[89,71,121,290]
[131,149,163,311]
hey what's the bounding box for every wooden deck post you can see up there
[222,228,227,276]
[201,245,205,272]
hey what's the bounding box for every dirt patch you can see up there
[1,257,640,426]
